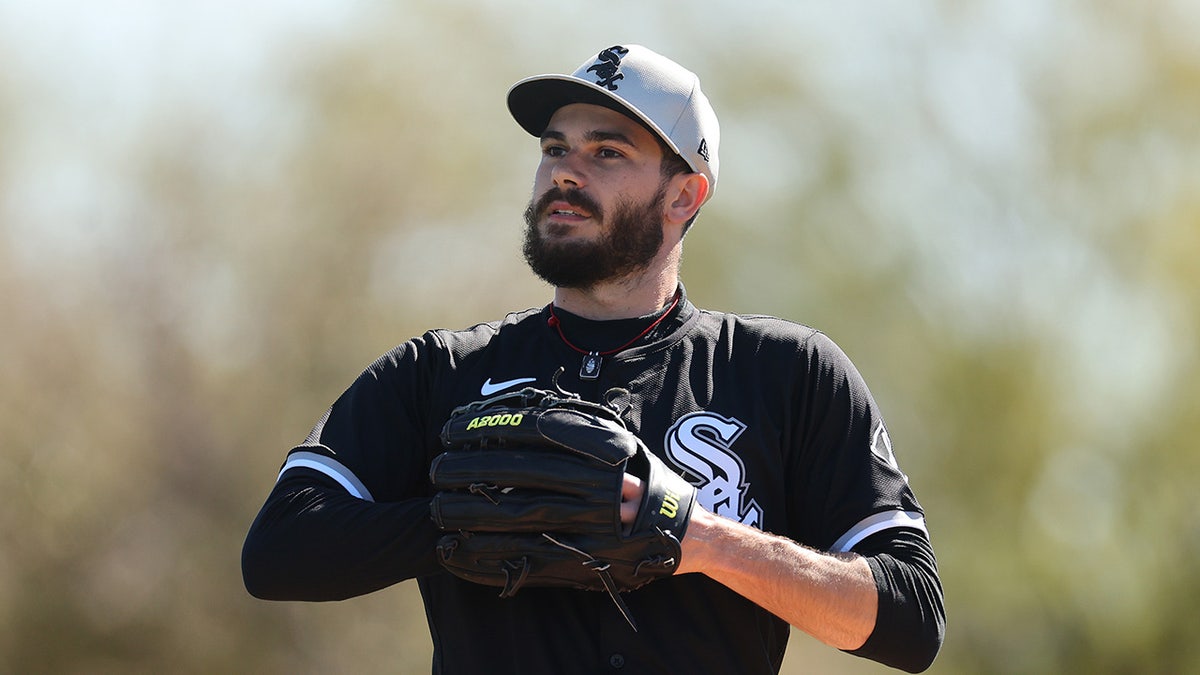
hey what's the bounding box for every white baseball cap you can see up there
[507,44,720,201]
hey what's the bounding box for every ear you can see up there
[663,173,710,227]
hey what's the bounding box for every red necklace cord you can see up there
[548,291,681,356]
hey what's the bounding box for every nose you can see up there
[549,150,585,189]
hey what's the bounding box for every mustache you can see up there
[528,187,603,221]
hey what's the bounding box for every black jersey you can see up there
[245,288,938,674]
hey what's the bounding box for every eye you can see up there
[598,148,625,159]
[542,144,566,158]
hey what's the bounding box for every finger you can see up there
[620,474,644,525]
[621,473,644,501]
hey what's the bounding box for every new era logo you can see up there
[697,138,710,162]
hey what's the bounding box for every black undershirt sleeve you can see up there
[241,470,443,602]
[845,527,946,673]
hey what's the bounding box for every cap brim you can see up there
[506,76,683,158]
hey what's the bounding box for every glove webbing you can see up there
[541,533,639,632]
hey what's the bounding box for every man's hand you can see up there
[619,473,644,531]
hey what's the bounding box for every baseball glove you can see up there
[429,385,697,630]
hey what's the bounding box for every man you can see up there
[243,45,945,674]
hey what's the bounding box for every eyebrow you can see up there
[540,129,640,147]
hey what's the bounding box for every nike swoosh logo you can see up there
[480,377,537,396]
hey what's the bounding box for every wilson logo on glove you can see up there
[659,490,682,519]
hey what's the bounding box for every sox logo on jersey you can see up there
[665,412,764,529]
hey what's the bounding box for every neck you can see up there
[552,243,681,320]
[553,270,679,319]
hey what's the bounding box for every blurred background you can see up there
[2,1,1197,673]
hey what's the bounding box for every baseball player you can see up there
[243,44,945,674]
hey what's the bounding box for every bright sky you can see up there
[0,0,368,253]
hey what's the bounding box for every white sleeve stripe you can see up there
[832,510,927,553]
[277,451,375,503]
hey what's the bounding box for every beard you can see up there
[522,183,667,289]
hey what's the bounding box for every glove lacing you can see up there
[541,533,640,632]
[498,556,531,599]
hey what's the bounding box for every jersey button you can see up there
[608,653,625,669]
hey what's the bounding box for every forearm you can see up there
[242,475,443,601]
[677,507,877,650]
[848,529,946,673]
